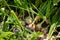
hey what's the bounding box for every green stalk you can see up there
[10,10,32,33]
[3,0,11,10]
[10,10,24,30]
[48,22,57,40]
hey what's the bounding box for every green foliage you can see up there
[0,29,14,40]
[0,0,60,40]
